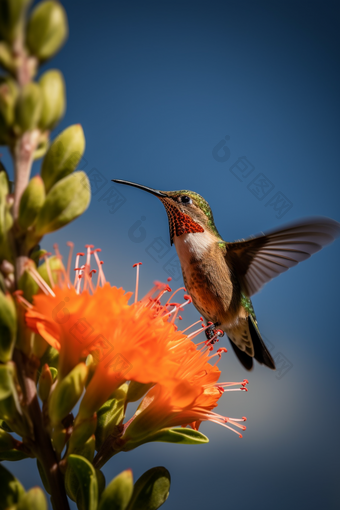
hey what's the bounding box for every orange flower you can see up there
[21,244,247,434]
[122,345,248,447]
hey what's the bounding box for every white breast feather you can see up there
[174,232,215,267]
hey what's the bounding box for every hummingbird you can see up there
[113,179,340,371]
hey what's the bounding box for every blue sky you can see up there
[3,1,340,509]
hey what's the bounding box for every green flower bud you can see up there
[51,422,67,456]
[41,124,85,192]
[68,434,95,462]
[26,1,68,62]
[34,171,90,236]
[95,385,127,451]
[69,413,97,451]
[0,364,26,436]
[15,82,42,133]
[0,77,18,127]
[39,345,59,371]
[0,464,25,508]
[49,363,88,425]
[0,42,15,73]
[18,175,45,230]
[39,69,66,130]
[0,170,12,261]
[16,487,48,510]
[0,0,32,44]
[0,427,15,451]
[38,364,53,402]
[98,469,133,510]
[0,291,17,363]
[66,454,98,508]
[126,467,170,510]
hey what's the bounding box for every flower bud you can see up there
[38,364,53,402]
[0,0,32,44]
[18,175,45,230]
[0,42,15,73]
[95,385,128,451]
[49,363,88,425]
[0,464,25,508]
[68,413,97,451]
[16,487,47,510]
[0,170,12,261]
[51,422,67,456]
[127,467,170,510]
[26,1,68,62]
[39,69,66,130]
[98,469,133,510]
[41,124,85,192]
[15,82,42,133]
[0,364,26,436]
[0,427,15,451]
[0,291,17,363]
[34,171,90,236]
[0,77,18,127]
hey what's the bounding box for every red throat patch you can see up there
[161,199,204,240]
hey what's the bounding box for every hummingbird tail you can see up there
[226,315,275,371]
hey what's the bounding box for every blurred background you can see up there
[2,0,340,508]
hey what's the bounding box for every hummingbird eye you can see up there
[180,195,192,204]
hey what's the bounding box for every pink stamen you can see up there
[133,262,142,304]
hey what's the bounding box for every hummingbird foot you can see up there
[205,322,224,345]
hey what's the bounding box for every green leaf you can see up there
[0,426,15,451]
[98,469,133,510]
[0,464,25,510]
[16,487,47,510]
[49,362,88,425]
[34,171,90,236]
[0,449,29,461]
[36,460,51,495]
[125,427,209,451]
[26,0,68,61]
[68,454,98,510]
[41,124,85,192]
[126,467,170,510]
[95,391,126,451]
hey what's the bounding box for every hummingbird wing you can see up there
[224,217,340,296]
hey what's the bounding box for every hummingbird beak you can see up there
[112,179,168,198]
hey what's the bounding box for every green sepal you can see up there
[126,381,154,404]
[34,171,90,236]
[49,362,88,425]
[38,363,53,401]
[39,69,66,130]
[0,0,32,44]
[98,469,133,510]
[0,290,17,362]
[18,175,45,230]
[16,486,48,510]
[124,427,209,451]
[31,333,49,358]
[0,464,25,510]
[67,454,98,510]
[69,413,97,451]
[26,0,68,62]
[95,385,128,451]
[41,124,85,192]
[18,269,39,302]
[15,82,42,133]
[0,449,29,461]
[126,467,170,510]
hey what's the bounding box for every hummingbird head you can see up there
[112,179,222,244]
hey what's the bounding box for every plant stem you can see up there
[14,350,71,510]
